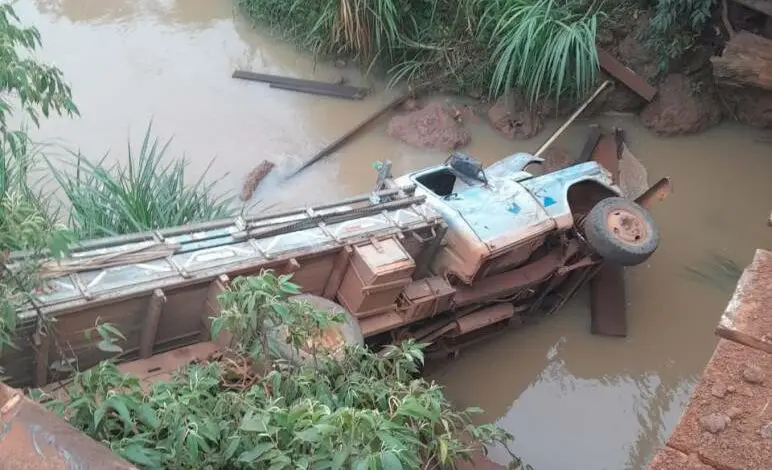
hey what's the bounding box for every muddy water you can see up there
[16,1,772,469]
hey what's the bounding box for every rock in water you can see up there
[387,102,471,151]
[640,74,722,136]
[487,93,544,140]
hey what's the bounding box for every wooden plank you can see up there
[732,0,772,16]
[118,342,218,383]
[232,70,369,99]
[139,289,166,359]
[715,248,772,354]
[269,82,366,100]
[597,47,657,101]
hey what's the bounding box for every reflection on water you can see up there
[15,1,772,468]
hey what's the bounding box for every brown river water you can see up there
[16,0,772,468]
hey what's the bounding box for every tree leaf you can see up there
[97,339,123,353]
[331,447,350,470]
[121,444,157,466]
[380,451,403,470]
[239,412,267,432]
[237,442,274,462]
[138,404,160,429]
[296,426,320,443]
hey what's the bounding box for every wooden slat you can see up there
[33,330,51,388]
[232,70,369,99]
[139,289,166,359]
[597,47,657,101]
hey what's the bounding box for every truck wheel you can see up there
[267,294,364,365]
[583,197,659,266]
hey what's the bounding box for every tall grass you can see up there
[48,125,235,239]
[473,0,601,105]
[239,0,602,105]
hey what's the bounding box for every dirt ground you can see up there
[649,249,772,470]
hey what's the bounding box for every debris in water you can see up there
[241,160,275,202]
[387,102,471,151]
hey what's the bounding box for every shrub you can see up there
[42,271,529,469]
[643,0,716,73]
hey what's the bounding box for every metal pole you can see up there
[534,80,612,158]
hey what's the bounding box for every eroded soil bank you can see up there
[15,0,772,468]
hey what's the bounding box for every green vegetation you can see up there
[642,0,716,73]
[240,0,603,105]
[48,124,234,239]
[0,7,522,469]
[40,271,527,469]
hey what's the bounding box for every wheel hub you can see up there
[606,209,648,245]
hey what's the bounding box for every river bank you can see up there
[234,0,772,141]
[10,0,772,467]
[649,248,772,469]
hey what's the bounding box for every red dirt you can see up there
[666,339,772,469]
[650,249,772,470]
[648,447,715,470]
[387,102,471,151]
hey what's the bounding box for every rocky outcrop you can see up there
[487,93,544,139]
[640,74,722,136]
[387,102,471,150]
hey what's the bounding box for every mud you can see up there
[15,1,772,468]
[387,102,471,151]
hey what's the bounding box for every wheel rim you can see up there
[606,209,648,245]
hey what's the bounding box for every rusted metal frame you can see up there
[596,47,658,101]
[139,289,167,359]
[0,384,138,469]
[322,245,353,300]
[634,177,672,209]
[414,223,447,279]
[199,274,230,342]
[7,186,417,261]
[549,263,602,316]
[33,327,51,388]
[27,221,434,316]
[577,124,602,164]
[153,230,192,279]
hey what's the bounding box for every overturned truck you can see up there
[0,128,669,389]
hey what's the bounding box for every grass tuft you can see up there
[473,0,601,105]
[48,123,235,239]
[239,0,602,105]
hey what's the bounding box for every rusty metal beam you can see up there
[597,47,658,101]
[590,129,628,337]
[635,177,672,209]
[0,384,137,469]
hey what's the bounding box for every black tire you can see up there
[583,197,659,266]
[267,294,364,365]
